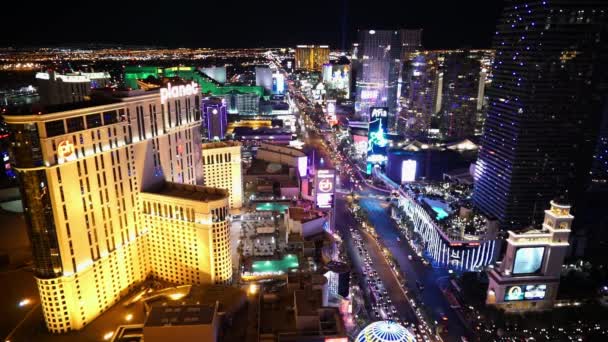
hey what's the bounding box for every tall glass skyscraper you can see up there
[473,0,608,228]
[354,29,422,131]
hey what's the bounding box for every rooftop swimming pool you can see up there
[255,202,289,213]
[251,254,299,273]
[422,197,452,221]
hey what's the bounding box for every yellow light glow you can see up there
[103,331,114,340]
[168,293,186,300]
[125,313,133,322]
[248,284,259,295]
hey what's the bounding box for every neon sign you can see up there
[160,81,200,104]
[315,169,336,209]
[370,107,388,118]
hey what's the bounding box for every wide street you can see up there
[358,197,471,341]
[289,77,471,341]
[336,196,417,322]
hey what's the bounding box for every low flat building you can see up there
[143,303,219,342]
[111,284,248,342]
[259,271,346,342]
[284,206,327,240]
[233,126,294,145]
[256,142,308,178]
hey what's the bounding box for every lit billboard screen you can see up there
[361,90,378,101]
[513,247,545,275]
[504,284,547,301]
[272,73,285,94]
[367,107,389,167]
[401,159,417,183]
[297,156,308,178]
[315,169,336,209]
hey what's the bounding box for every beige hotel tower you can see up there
[3,85,232,333]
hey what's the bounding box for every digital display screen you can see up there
[315,169,336,209]
[513,247,545,275]
[297,156,308,178]
[367,107,389,167]
[504,284,547,301]
[524,284,547,300]
[401,160,417,183]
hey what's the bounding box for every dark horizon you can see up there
[2,0,503,50]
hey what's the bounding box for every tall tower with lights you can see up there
[473,0,608,228]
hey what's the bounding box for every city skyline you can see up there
[1,1,608,341]
[2,0,503,49]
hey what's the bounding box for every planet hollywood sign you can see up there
[160,81,200,104]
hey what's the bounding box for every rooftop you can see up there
[145,304,216,327]
[246,159,290,176]
[144,182,227,202]
[144,284,247,317]
[2,88,158,119]
[287,207,324,223]
[258,142,306,157]
[232,126,293,136]
[201,141,242,149]
[295,289,323,316]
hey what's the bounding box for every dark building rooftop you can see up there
[145,304,216,327]
[144,182,228,202]
[2,87,159,116]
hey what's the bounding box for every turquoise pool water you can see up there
[255,202,289,213]
[431,206,450,220]
[251,254,299,273]
[422,197,452,221]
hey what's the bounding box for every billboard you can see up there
[297,156,308,178]
[513,246,545,275]
[367,107,389,168]
[272,73,285,94]
[504,284,547,301]
[401,159,417,183]
[315,169,336,209]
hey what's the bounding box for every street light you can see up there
[18,298,31,307]
[248,284,259,295]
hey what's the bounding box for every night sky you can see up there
[3,0,503,49]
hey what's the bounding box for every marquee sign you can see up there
[315,169,336,209]
[160,81,200,104]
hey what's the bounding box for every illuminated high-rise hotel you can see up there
[295,45,330,71]
[473,0,608,228]
[201,141,243,209]
[354,29,422,130]
[3,84,232,333]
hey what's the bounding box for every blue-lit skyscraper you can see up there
[354,29,422,131]
[203,97,228,141]
[473,0,608,228]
